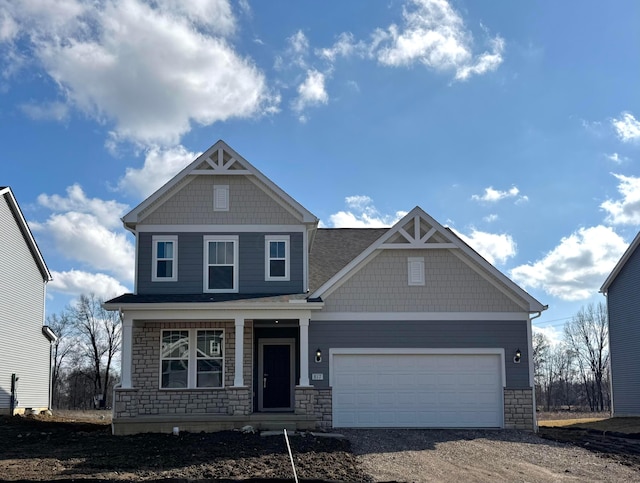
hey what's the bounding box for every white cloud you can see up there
[33,185,134,282]
[37,184,127,229]
[371,0,504,80]
[601,173,640,225]
[19,101,69,121]
[472,186,525,203]
[317,32,362,62]
[532,325,563,347]
[612,112,640,142]
[49,269,129,300]
[327,195,407,228]
[293,69,328,113]
[484,214,498,223]
[118,145,199,199]
[0,8,18,42]
[606,152,628,164]
[511,225,628,301]
[456,228,516,265]
[4,0,276,146]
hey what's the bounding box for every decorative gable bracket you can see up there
[191,147,253,175]
[379,214,457,249]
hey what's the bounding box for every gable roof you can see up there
[309,228,388,292]
[601,231,640,295]
[122,140,318,230]
[309,206,546,313]
[0,187,52,282]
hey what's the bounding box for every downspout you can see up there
[529,307,548,432]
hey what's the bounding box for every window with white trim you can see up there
[408,257,425,286]
[213,185,229,211]
[265,235,290,281]
[160,329,224,389]
[152,235,178,282]
[204,235,238,292]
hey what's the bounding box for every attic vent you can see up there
[214,185,229,211]
[408,257,425,286]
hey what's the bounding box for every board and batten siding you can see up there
[322,249,524,313]
[138,176,300,226]
[0,195,50,411]
[308,320,531,388]
[137,232,304,294]
[607,243,640,416]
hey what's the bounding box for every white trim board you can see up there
[136,224,307,233]
[311,312,531,321]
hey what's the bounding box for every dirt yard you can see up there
[0,413,365,482]
[2,411,640,482]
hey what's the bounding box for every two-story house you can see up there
[104,140,546,435]
[1,186,56,415]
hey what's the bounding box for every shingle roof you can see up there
[308,228,388,293]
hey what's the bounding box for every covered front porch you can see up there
[109,301,330,435]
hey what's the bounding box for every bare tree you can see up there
[69,294,122,408]
[46,311,75,408]
[564,302,609,411]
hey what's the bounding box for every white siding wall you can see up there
[0,196,50,411]
[323,249,523,312]
[139,176,300,225]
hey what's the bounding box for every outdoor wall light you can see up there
[315,348,322,363]
[514,348,522,364]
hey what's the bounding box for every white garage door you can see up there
[332,352,504,428]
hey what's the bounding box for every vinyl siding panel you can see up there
[138,176,301,226]
[323,249,523,313]
[0,195,50,410]
[138,232,304,294]
[309,320,530,388]
[608,243,640,416]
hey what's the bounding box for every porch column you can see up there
[233,317,245,387]
[299,317,310,386]
[121,314,133,388]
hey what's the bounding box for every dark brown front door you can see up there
[259,339,294,411]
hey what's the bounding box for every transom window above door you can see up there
[265,235,290,281]
[204,235,238,292]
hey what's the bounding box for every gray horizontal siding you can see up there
[309,319,530,389]
[137,232,304,294]
[0,195,50,410]
[608,244,640,415]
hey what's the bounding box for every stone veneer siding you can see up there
[504,388,535,430]
[294,387,332,429]
[114,320,253,419]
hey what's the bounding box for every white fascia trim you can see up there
[136,224,306,233]
[107,307,319,321]
[311,311,531,321]
[601,231,640,294]
[329,348,506,388]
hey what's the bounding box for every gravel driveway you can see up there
[341,428,639,482]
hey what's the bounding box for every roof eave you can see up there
[600,231,640,294]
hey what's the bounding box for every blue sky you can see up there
[1,0,639,342]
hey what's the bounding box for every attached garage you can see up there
[330,349,505,428]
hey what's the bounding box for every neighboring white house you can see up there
[0,186,55,415]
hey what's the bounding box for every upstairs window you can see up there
[152,236,178,282]
[204,235,238,292]
[161,329,224,389]
[265,235,290,281]
[213,184,229,211]
[408,257,425,286]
